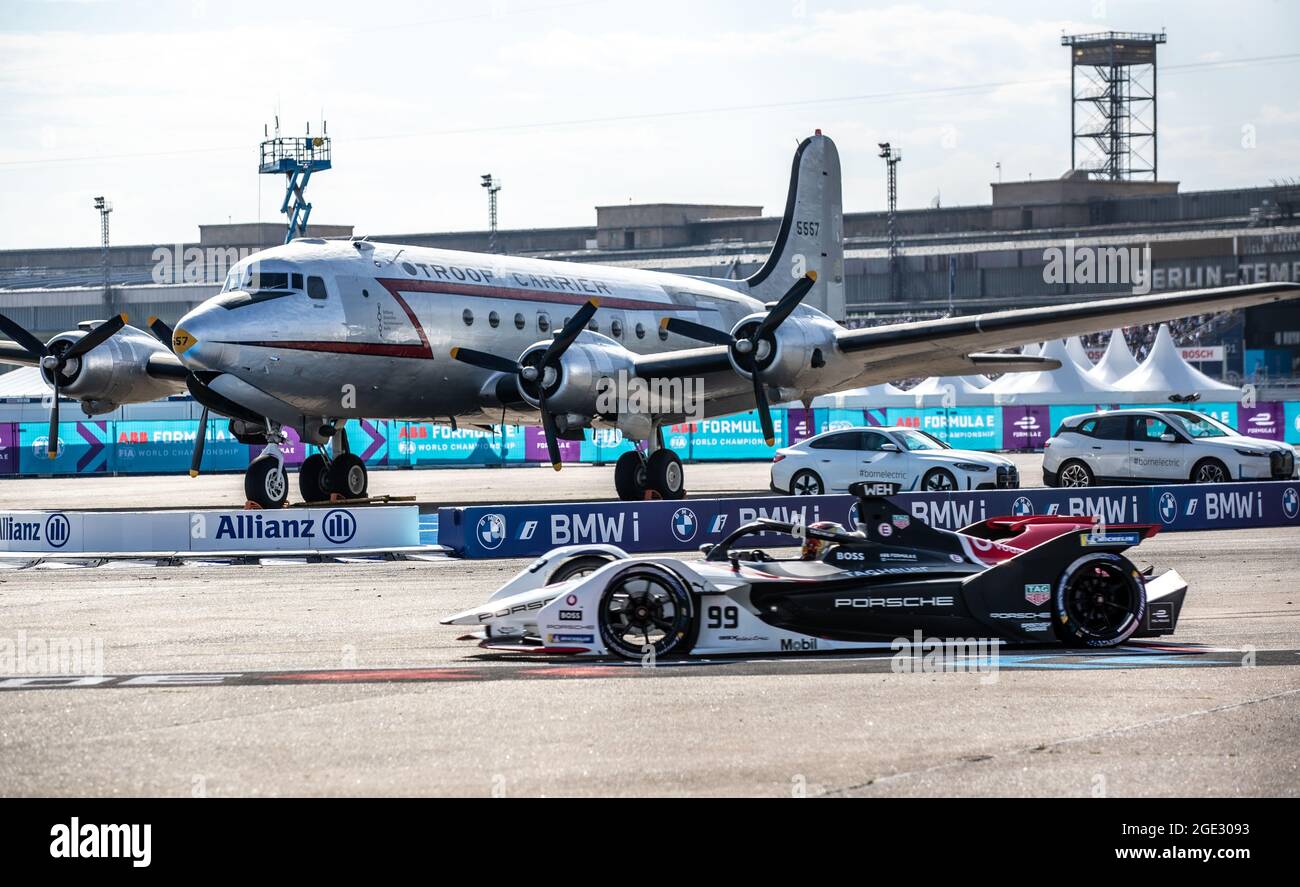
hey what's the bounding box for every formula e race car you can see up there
[442,486,1189,660]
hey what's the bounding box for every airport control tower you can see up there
[259,119,332,243]
[1061,30,1166,181]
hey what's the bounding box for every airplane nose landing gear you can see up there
[246,437,289,509]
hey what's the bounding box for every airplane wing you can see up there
[632,281,1298,401]
[830,281,1298,390]
[0,341,38,367]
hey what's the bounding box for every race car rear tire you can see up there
[1052,553,1146,648]
[596,564,694,660]
[547,554,614,585]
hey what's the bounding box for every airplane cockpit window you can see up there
[307,276,328,299]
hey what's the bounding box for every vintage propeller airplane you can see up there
[1,132,1296,507]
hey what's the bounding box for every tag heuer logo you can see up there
[1024,583,1052,607]
[891,514,910,530]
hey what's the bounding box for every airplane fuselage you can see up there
[174,238,771,428]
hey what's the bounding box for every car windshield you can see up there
[893,429,948,451]
[1164,410,1232,439]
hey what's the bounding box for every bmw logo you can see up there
[321,509,357,545]
[1011,496,1034,516]
[44,513,70,549]
[670,507,698,542]
[477,513,507,550]
[1283,487,1299,520]
[1158,491,1178,525]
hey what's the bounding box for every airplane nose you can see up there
[174,305,227,371]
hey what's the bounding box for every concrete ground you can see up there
[0,452,1049,510]
[0,507,1297,796]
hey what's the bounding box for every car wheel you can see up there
[596,564,694,660]
[328,453,368,499]
[1052,553,1146,648]
[245,456,288,508]
[613,451,647,500]
[1191,458,1229,485]
[1056,460,1094,488]
[790,469,824,495]
[921,468,957,492]
[298,453,331,503]
[547,554,614,585]
[646,449,686,500]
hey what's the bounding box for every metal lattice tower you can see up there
[878,142,902,300]
[1062,30,1166,181]
[259,118,332,243]
[481,174,502,253]
[92,196,113,310]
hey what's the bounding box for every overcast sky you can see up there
[1,0,1297,249]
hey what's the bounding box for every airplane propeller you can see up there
[0,312,127,458]
[450,298,599,470]
[147,316,209,477]
[661,271,817,445]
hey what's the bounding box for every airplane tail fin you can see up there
[743,132,844,320]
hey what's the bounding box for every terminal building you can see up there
[2,171,1298,381]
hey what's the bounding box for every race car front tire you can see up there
[547,554,615,585]
[1053,553,1147,648]
[596,564,694,660]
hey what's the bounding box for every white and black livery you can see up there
[443,484,1188,660]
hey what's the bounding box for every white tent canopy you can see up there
[814,382,913,409]
[1065,336,1094,370]
[0,367,51,399]
[983,338,1116,403]
[1088,328,1140,386]
[903,375,994,405]
[1113,324,1238,399]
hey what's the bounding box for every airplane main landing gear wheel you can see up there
[614,451,648,501]
[646,449,686,500]
[329,453,368,499]
[245,456,288,508]
[298,453,331,503]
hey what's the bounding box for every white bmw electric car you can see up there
[770,426,1019,495]
[1043,408,1297,487]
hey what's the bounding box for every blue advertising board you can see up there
[438,480,1300,558]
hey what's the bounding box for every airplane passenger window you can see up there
[514,313,525,330]
[658,324,669,341]
[307,276,328,300]
[538,314,550,333]
[611,320,623,338]
[488,311,500,328]
[635,323,646,339]
[463,309,474,326]
[588,320,599,332]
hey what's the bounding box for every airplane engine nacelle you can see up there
[41,326,179,413]
[726,313,839,388]
[516,333,636,417]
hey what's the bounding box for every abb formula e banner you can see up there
[438,480,1300,558]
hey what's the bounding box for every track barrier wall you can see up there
[0,401,1294,477]
[437,480,1300,558]
[0,506,420,554]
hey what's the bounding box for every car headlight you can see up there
[1234,448,1267,458]
[954,462,990,472]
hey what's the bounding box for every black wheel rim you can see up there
[1064,562,1136,639]
[794,474,820,495]
[602,574,687,656]
[926,472,954,491]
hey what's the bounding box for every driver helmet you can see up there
[801,521,848,560]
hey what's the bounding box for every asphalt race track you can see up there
[1,466,1298,796]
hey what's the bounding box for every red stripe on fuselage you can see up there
[237,340,432,358]
[375,276,697,312]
